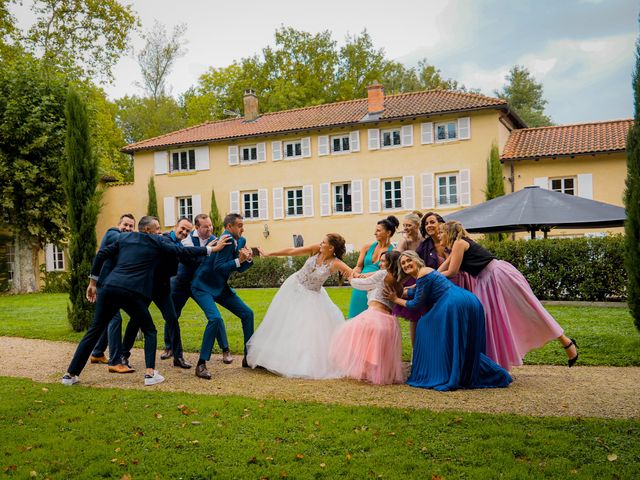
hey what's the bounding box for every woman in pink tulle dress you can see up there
[329,250,405,385]
[438,221,579,371]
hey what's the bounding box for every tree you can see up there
[209,188,223,237]
[0,53,68,293]
[115,94,187,144]
[137,20,187,102]
[147,176,158,217]
[495,65,552,127]
[24,0,138,81]
[483,142,506,242]
[625,28,640,331]
[62,88,99,330]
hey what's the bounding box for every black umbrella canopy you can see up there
[444,186,626,237]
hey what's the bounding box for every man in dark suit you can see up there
[61,216,213,386]
[89,213,136,373]
[191,213,254,380]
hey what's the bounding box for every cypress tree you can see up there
[147,176,158,217]
[210,188,224,236]
[62,88,99,331]
[625,27,640,331]
[484,142,506,241]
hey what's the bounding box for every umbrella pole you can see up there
[530,229,536,240]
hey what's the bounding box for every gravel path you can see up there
[2,336,639,420]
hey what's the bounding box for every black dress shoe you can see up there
[173,357,192,369]
[564,338,579,368]
[242,356,249,368]
[160,349,173,360]
[195,363,212,380]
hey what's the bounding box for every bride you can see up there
[246,234,353,379]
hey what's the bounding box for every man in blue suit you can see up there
[61,216,213,387]
[191,213,254,380]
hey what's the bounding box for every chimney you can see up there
[243,89,259,121]
[366,81,385,114]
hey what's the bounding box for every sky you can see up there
[12,0,639,125]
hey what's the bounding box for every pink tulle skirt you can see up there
[449,270,476,292]
[473,259,564,371]
[329,308,405,385]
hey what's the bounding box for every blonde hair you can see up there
[395,250,425,283]
[441,221,470,248]
[404,211,423,226]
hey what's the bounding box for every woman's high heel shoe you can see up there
[564,338,579,367]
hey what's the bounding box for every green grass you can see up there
[0,377,638,479]
[1,291,639,366]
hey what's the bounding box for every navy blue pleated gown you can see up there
[406,271,512,391]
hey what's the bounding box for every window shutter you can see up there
[421,122,433,144]
[320,182,331,216]
[229,191,240,214]
[421,173,434,209]
[351,179,363,214]
[45,244,55,272]
[154,151,168,175]
[402,175,415,210]
[272,141,282,161]
[302,137,311,158]
[273,187,284,219]
[191,194,202,217]
[577,173,593,199]
[458,117,471,140]
[533,177,549,189]
[258,188,269,220]
[163,197,176,226]
[228,145,239,165]
[401,125,413,147]
[368,178,380,213]
[459,169,471,206]
[303,184,314,217]
[318,135,329,156]
[257,142,266,163]
[368,129,380,150]
[195,146,210,170]
[350,131,360,152]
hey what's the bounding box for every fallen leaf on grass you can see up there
[191,421,202,426]
[3,466,17,472]
[295,454,304,460]
[41,388,48,393]
[121,475,132,480]
[247,457,257,464]
[346,453,352,461]
[115,447,121,453]
[154,413,162,419]
[319,463,326,468]
[607,454,618,462]
[30,471,37,477]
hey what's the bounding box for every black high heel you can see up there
[564,338,579,367]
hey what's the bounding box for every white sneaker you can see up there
[144,370,165,386]
[61,374,79,386]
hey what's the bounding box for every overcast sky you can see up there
[12,0,639,125]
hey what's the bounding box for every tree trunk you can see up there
[10,232,38,293]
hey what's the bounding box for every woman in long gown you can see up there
[348,216,398,318]
[330,250,405,385]
[386,251,512,391]
[438,221,579,371]
[246,234,353,379]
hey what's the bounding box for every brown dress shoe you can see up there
[222,351,233,364]
[195,363,212,380]
[160,349,173,360]
[173,357,192,369]
[108,364,135,374]
[90,355,108,364]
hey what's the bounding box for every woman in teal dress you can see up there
[348,216,398,318]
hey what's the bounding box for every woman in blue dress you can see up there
[385,251,512,391]
[348,216,398,318]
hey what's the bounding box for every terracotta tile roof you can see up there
[122,90,510,153]
[501,119,633,160]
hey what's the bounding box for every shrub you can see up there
[39,264,70,294]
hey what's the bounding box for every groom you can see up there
[191,213,254,379]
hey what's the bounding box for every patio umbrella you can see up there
[444,186,626,239]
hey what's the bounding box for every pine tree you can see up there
[624,28,640,331]
[483,142,506,241]
[209,188,224,236]
[495,65,553,127]
[147,176,158,217]
[61,88,99,331]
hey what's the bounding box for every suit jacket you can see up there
[96,227,121,288]
[174,230,216,284]
[152,231,194,296]
[191,230,252,297]
[90,232,208,300]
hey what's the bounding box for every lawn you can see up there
[0,290,639,366]
[0,376,638,479]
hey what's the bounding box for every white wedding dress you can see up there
[246,254,345,379]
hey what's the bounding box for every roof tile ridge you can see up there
[258,97,368,117]
[518,118,635,133]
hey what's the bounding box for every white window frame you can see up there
[242,191,260,219]
[178,196,194,222]
[436,173,459,207]
[285,187,304,217]
[240,145,258,164]
[382,178,403,210]
[333,182,353,214]
[171,148,196,172]
[550,177,576,196]
[330,134,351,154]
[284,140,303,159]
[380,128,402,149]
[435,121,458,143]
[6,244,14,283]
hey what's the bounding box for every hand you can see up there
[243,247,254,262]
[210,235,232,252]
[402,285,415,299]
[256,247,268,257]
[238,247,250,263]
[86,283,97,303]
[383,285,398,302]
